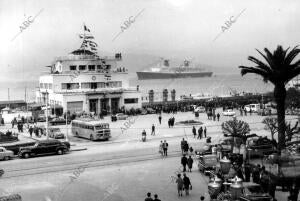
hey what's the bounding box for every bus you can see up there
[71,119,111,141]
[244,104,260,112]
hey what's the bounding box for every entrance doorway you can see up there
[100,98,109,115]
[111,98,120,114]
[89,99,98,115]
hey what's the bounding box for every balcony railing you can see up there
[54,55,121,61]
[53,87,138,94]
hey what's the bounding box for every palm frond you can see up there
[248,56,272,74]
[284,46,300,66]
[256,49,274,68]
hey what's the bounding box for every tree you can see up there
[221,118,252,145]
[285,121,299,143]
[262,117,278,141]
[239,45,300,153]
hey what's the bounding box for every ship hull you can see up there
[136,71,213,80]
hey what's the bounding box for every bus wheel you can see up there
[90,135,94,141]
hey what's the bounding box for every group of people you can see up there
[167,117,175,128]
[144,192,161,201]
[159,140,169,156]
[175,173,192,196]
[192,126,207,139]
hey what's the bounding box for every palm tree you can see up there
[239,45,300,153]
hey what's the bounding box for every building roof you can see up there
[0,100,26,105]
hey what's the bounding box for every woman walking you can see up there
[176,174,184,197]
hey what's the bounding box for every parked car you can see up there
[0,147,14,160]
[48,128,65,139]
[50,118,70,125]
[197,154,218,174]
[239,182,273,201]
[222,109,236,116]
[2,142,36,155]
[115,113,128,120]
[195,143,231,157]
[18,139,70,159]
[194,106,206,113]
[146,108,156,114]
[244,104,260,113]
[140,109,148,115]
[247,137,276,157]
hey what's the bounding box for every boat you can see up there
[136,59,213,80]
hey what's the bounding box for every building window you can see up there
[49,83,53,89]
[40,83,43,89]
[88,65,95,71]
[105,65,111,70]
[81,83,90,89]
[124,98,138,104]
[97,65,103,70]
[97,82,105,88]
[62,83,79,90]
[70,65,77,71]
[91,82,97,89]
[44,83,49,89]
[79,65,86,71]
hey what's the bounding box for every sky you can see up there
[0,0,299,83]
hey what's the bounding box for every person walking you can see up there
[29,126,33,137]
[145,192,153,201]
[192,126,196,138]
[176,174,184,197]
[244,163,251,182]
[181,138,186,154]
[153,194,161,201]
[159,141,163,156]
[181,155,188,172]
[204,127,207,138]
[183,142,189,155]
[217,113,220,121]
[187,156,194,172]
[151,124,155,136]
[163,140,168,156]
[183,173,192,196]
[189,146,194,156]
[213,114,216,121]
[158,115,162,125]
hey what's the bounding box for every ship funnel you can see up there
[164,60,169,67]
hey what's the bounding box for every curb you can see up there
[70,148,87,152]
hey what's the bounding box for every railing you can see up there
[54,55,121,61]
[54,87,138,94]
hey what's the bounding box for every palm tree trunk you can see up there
[274,83,286,154]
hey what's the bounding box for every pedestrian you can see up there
[252,164,260,184]
[217,113,220,121]
[176,174,184,197]
[244,162,251,182]
[11,119,14,128]
[244,108,247,116]
[145,192,153,201]
[159,141,163,156]
[189,146,193,156]
[163,140,168,156]
[183,142,189,155]
[204,127,207,138]
[187,156,193,172]
[153,194,161,201]
[158,115,162,125]
[183,173,192,196]
[181,138,186,154]
[213,114,216,121]
[249,108,252,115]
[192,126,196,138]
[168,119,171,128]
[151,124,155,135]
[181,154,188,172]
[29,126,33,137]
[216,144,222,161]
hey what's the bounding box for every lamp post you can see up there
[45,90,49,140]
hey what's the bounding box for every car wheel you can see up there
[23,153,30,159]
[90,134,94,141]
[4,156,9,161]
[57,149,63,155]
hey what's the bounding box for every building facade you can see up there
[36,26,141,115]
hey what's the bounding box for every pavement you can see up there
[0,109,298,201]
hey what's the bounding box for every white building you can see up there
[36,26,141,115]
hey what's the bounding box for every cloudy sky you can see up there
[0,0,299,82]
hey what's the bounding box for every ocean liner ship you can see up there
[136,59,213,80]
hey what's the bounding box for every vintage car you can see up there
[198,154,218,174]
[247,137,276,157]
[49,117,71,126]
[194,106,206,113]
[0,147,14,160]
[222,109,236,116]
[18,139,70,159]
[115,113,128,120]
[48,128,65,139]
[239,182,273,201]
[195,143,231,157]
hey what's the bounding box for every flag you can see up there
[84,25,90,32]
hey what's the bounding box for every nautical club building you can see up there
[36,26,141,115]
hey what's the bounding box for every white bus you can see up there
[244,104,260,112]
[71,119,111,141]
